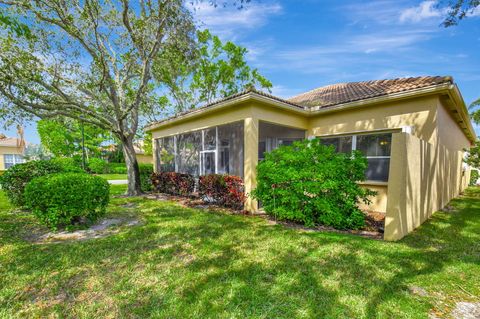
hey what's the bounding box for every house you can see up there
[133,141,153,165]
[101,141,153,165]
[0,134,26,174]
[145,76,475,240]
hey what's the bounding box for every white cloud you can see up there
[341,1,406,26]
[399,0,445,23]
[349,31,432,53]
[190,2,282,39]
[467,6,480,17]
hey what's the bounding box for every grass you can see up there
[95,173,127,180]
[0,185,479,318]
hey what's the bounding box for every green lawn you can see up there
[0,185,479,318]
[95,173,128,180]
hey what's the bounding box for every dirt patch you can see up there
[364,210,385,233]
[408,285,429,297]
[451,302,480,319]
[31,218,142,244]
[260,214,383,239]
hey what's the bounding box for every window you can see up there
[320,133,392,182]
[4,154,24,169]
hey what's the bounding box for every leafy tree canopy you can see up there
[154,29,272,113]
[0,0,268,195]
[465,139,480,168]
[442,0,480,26]
[37,118,110,158]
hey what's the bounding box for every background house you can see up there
[146,76,475,240]
[133,141,153,165]
[0,133,26,174]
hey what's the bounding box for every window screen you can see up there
[320,136,353,153]
[319,133,392,182]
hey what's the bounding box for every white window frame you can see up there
[319,133,392,182]
[350,135,391,159]
[4,154,24,169]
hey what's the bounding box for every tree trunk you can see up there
[121,135,142,196]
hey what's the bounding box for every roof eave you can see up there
[448,84,477,143]
[310,83,476,143]
[145,92,307,132]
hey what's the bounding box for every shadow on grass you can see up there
[0,188,479,318]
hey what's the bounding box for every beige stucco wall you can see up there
[308,95,439,144]
[358,183,388,212]
[136,154,153,164]
[0,146,23,172]
[151,102,308,139]
[384,133,468,240]
[437,99,471,151]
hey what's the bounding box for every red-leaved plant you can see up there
[199,174,245,210]
[151,172,195,196]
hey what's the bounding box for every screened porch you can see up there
[154,121,307,179]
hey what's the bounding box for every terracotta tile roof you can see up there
[0,137,21,147]
[288,76,453,108]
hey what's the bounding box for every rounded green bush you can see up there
[0,160,63,206]
[24,173,110,229]
[252,138,375,230]
[88,158,110,174]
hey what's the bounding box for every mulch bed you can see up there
[144,192,385,240]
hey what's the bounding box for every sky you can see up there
[4,0,480,144]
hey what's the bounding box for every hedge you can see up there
[199,174,245,210]
[50,157,84,173]
[151,172,195,196]
[109,163,127,174]
[0,160,64,207]
[252,138,375,229]
[88,158,110,174]
[24,173,110,229]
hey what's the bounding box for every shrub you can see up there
[113,166,126,174]
[199,174,245,210]
[50,157,84,173]
[111,166,127,174]
[109,163,127,174]
[151,172,195,196]
[0,160,63,206]
[24,173,110,230]
[139,164,154,192]
[470,169,479,186]
[252,138,375,230]
[88,158,110,174]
